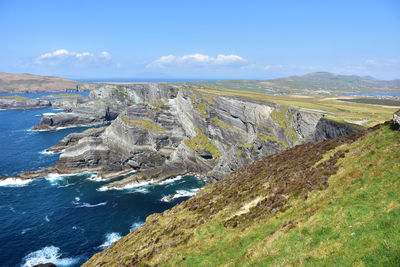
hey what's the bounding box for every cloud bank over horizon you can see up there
[9,49,400,80]
[147,53,248,68]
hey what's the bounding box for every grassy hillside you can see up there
[85,118,400,266]
[193,72,400,94]
[0,72,94,93]
[196,86,398,128]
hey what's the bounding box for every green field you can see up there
[196,86,398,128]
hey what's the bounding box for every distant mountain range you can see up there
[1,71,399,95]
[194,72,400,94]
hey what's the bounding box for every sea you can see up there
[0,93,205,266]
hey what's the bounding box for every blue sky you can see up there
[0,0,399,80]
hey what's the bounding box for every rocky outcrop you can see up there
[32,263,56,267]
[43,84,361,187]
[46,126,107,154]
[30,83,177,130]
[0,96,51,109]
[394,110,400,128]
[313,118,362,142]
[31,100,117,130]
[0,95,89,111]
[50,97,90,110]
[3,83,363,184]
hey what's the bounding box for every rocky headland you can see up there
[0,96,51,109]
[0,83,362,187]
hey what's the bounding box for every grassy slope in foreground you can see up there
[85,122,400,266]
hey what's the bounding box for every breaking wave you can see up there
[0,178,33,187]
[130,221,144,232]
[97,180,153,192]
[160,188,200,202]
[39,149,56,155]
[87,174,104,182]
[158,175,183,185]
[98,232,122,249]
[74,201,107,208]
[21,246,79,267]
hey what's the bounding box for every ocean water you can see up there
[0,91,90,99]
[0,104,205,266]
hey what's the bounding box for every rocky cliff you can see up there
[21,83,361,186]
[0,96,51,109]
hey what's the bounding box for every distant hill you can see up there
[195,72,400,94]
[0,72,94,94]
[2,71,399,95]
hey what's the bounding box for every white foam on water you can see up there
[0,177,33,187]
[42,112,57,116]
[45,171,96,186]
[130,222,144,232]
[74,201,107,208]
[97,180,153,192]
[87,174,104,182]
[56,183,75,188]
[40,150,54,155]
[132,187,149,194]
[158,175,183,185]
[45,173,64,183]
[21,227,33,235]
[98,232,122,249]
[45,216,50,222]
[21,246,79,267]
[39,149,56,155]
[160,188,201,202]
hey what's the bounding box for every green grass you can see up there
[121,117,165,132]
[338,98,400,107]
[193,72,400,94]
[184,127,221,162]
[169,124,400,266]
[197,87,397,128]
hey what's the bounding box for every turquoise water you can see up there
[0,104,205,266]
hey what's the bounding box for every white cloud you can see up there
[147,53,247,68]
[35,49,113,66]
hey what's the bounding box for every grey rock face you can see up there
[394,110,400,128]
[312,118,360,142]
[0,97,51,109]
[47,83,361,187]
[31,84,177,130]
[47,126,106,154]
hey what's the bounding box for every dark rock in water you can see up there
[33,263,56,267]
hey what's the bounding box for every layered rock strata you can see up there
[1,83,361,185]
